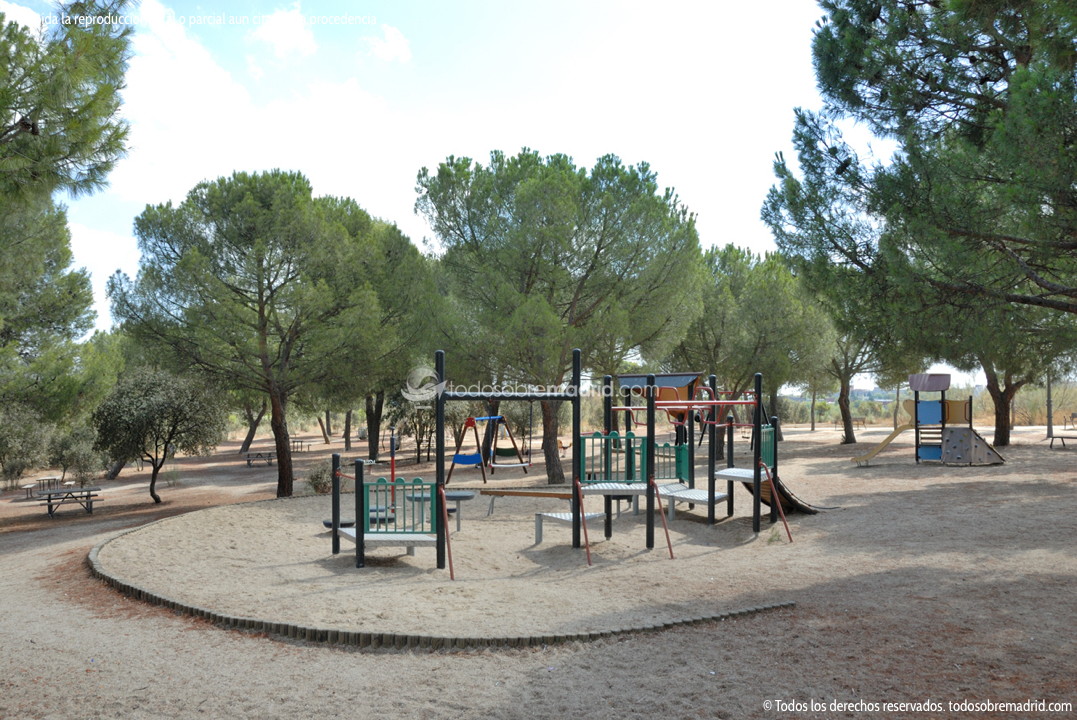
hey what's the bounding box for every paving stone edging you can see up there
[87,499,796,651]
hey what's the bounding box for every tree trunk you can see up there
[106,458,126,480]
[983,367,1023,447]
[1045,371,1053,439]
[239,399,267,454]
[343,410,352,452]
[768,389,783,440]
[893,385,901,429]
[317,416,331,444]
[838,375,856,444]
[809,390,817,431]
[148,459,164,503]
[540,400,564,484]
[365,391,384,461]
[324,410,333,438]
[268,388,294,497]
[480,400,501,460]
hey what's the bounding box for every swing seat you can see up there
[453,452,484,466]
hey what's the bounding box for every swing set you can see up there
[446,413,533,484]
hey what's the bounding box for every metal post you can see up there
[708,375,717,524]
[355,458,365,568]
[728,408,736,516]
[331,453,341,554]
[603,375,613,434]
[571,349,582,549]
[752,373,763,534]
[435,350,447,569]
[646,373,656,549]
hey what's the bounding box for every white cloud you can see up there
[251,3,316,59]
[362,24,411,63]
[68,223,140,330]
[0,1,39,31]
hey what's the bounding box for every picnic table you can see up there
[38,486,102,516]
[408,489,476,532]
[245,451,277,467]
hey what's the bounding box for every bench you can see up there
[1065,413,1077,430]
[833,417,867,429]
[658,482,730,522]
[245,451,276,467]
[534,511,604,544]
[479,488,574,515]
[1050,436,1074,449]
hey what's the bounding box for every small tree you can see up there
[48,423,101,486]
[93,368,226,503]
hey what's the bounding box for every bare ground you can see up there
[1,426,1074,719]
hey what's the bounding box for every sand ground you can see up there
[1,425,1074,719]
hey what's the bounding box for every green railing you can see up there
[579,431,689,484]
[363,478,438,534]
[760,424,775,469]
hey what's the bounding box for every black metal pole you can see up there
[331,453,341,554]
[646,373,656,549]
[435,350,446,569]
[707,375,717,524]
[603,375,613,434]
[571,348,582,549]
[355,458,365,568]
[752,373,763,534]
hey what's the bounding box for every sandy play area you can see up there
[1,425,1074,719]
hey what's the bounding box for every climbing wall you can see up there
[941,427,1005,465]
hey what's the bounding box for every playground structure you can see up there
[852,373,1004,467]
[571,371,816,557]
[329,455,451,575]
[331,349,818,572]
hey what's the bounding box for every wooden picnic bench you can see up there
[37,486,102,516]
[479,488,574,515]
[1050,435,1074,449]
[245,451,276,467]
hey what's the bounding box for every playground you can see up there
[1,421,1074,718]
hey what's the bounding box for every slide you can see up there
[851,423,914,466]
[740,472,821,514]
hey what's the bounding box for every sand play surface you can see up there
[1,425,1074,719]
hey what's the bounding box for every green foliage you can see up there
[417,150,704,384]
[805,0,1077,313]
[417,149,704,482]
[110,170,390,497]
[47,422,101,485]
[92,367,226,502]
[0,1,131,200]
[0,403,51,486]
[0,196,96,421]
[669,246,835,400]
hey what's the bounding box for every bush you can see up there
[307,461,333,494]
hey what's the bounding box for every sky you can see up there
[3,0,977,387]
